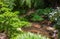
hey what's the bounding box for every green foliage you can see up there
[0,1,30,27]
[48,8,60,24]
[19,9,27,15]
[0,0,44,9]
[0,2,30,39]
[48,7,60,39]
[49,10,57,22]
[11,32,50,39]
[0,1,12,14]
[51,9,60,37]
[25,0,31,8]
[0,0,60,39]
[15,0,31,8]
[31,14,44,21]
[29,8,52,22]
[15,0,44,9]
[32,0,44,8]
[0,11,29,27]
[0,11,30,38]
[36,8,53,15]
[1,0,15,10]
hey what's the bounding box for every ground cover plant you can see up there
[13,32,50,39]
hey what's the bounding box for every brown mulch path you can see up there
[22,21,58,39]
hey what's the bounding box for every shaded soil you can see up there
[22,21,58,39]
[0,33,8,39]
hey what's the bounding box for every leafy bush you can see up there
[28,8,52,22]
[36,8,53,15]
[0,11,30,38]
[11,32,50,39]
[31,14,44,21]
[0,2,31,39]
[48,7,60,25]
[1,0,15,10]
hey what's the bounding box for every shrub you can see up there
[31,0,44,9]
[36,8,53,15]
[28,8,52,22]
[31,14,44,21]
[0,2,30,39]
[48,7,60,39]
[1,0,15,10]
[11,32,50,39]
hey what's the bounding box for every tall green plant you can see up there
[15,0,44,9]
[17,0,31,8]
[0,2,30,39]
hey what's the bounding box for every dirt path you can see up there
[22,22,58,39]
